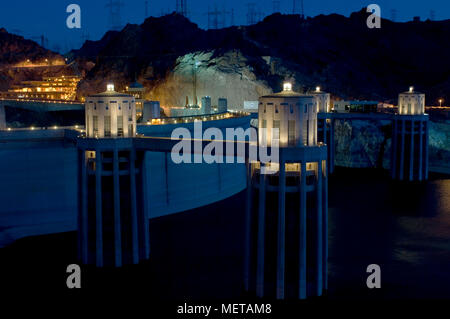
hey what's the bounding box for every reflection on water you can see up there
[328,168,450,299]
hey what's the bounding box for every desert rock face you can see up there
[334,119,391,169]
[333,118,450,173]
[147,51,273,109]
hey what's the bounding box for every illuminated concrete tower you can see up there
[245,82,328,299]
[85,84,136,138]
[77,83,149,267]
[391,86,429,181]
[312,86,335,173]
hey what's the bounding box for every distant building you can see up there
[217,98,228,113]
[201,96,211,114]
[333,100,379,113]
[125,81,146,118]
[85,83,136,138]
[0,75,81,101]
[142,101,161,122]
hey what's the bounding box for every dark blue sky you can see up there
[1,0,448,53]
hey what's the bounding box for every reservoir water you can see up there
[1,168,449,300]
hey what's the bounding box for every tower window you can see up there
[273,120,280,140]
[93,116,98,135]
[117,115,124,137]
[104,115,111,137]
[128,124,134,136]
[288,120,295,146]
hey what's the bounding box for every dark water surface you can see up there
[1,168,449,300]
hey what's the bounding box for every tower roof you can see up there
[261,82,313,99]
[261,91,313,99]
[89,83,132,98]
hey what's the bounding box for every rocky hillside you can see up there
[0,28,61,66]
[72,10,450,107]
[0,28,74,91]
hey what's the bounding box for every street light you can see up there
[439,99,443,107]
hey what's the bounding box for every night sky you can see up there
[1,0,449,53]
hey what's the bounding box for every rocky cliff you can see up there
[334,118,450,174]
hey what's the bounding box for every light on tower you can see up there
[107,83,115,92]
[409,86,414,93]
[316,86,321,92]
[283,82,292,91]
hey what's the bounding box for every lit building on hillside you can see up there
[0,75,81,101]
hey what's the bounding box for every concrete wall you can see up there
[0,115,250,246]
[0,130,78,247]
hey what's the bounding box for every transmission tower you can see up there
[31,35,49,48]
[105,0,124,31]
[230,8,235,26]
[430,10,435,21]
[273,0,280,13]
[391,9,397,22]
[293,0,304,17]
[80,31,90,48]
[208,4,220,29]
[247,3,257,25]
[207,3,228,29]
[176,0,188,17]
[145,0,149,18]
